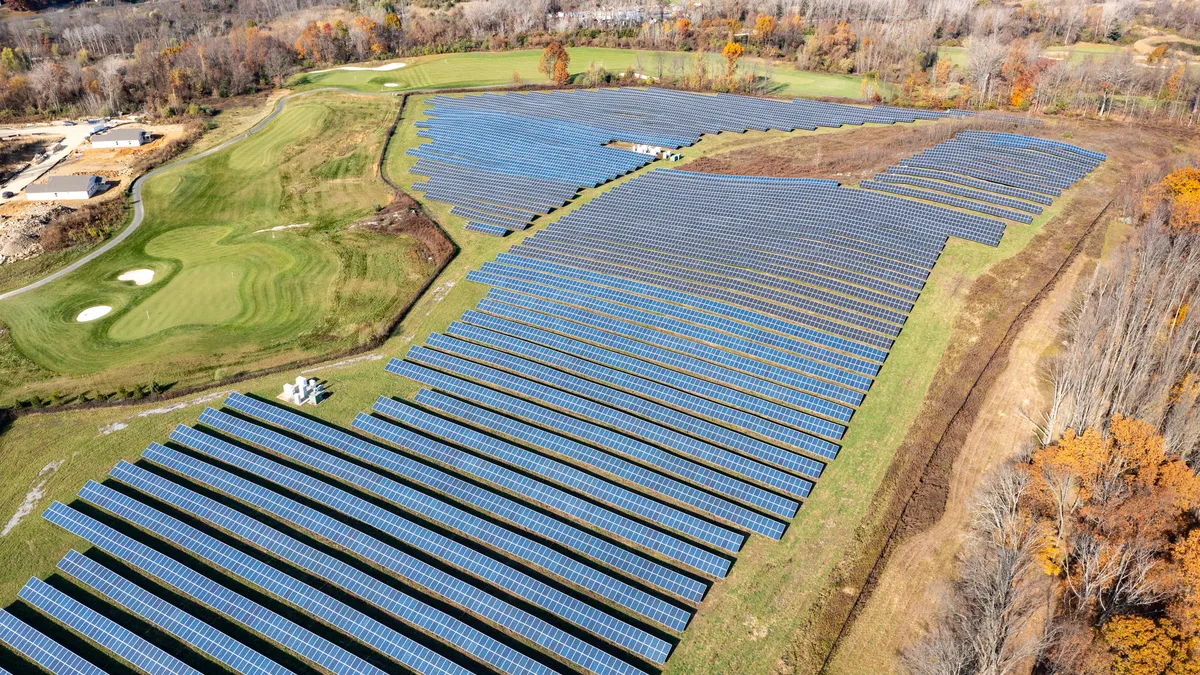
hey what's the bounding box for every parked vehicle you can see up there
[2,191,15,198]
[62,120,76,126]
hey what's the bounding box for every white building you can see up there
[90,128,148,148]
[25,175,104,201]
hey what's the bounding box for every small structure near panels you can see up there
[90,128,148,148]
[25,175,104,201]
[280,375,325,405]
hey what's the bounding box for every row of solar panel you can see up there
[20,385,800,675]
[408,88,993,234]
[869,131,1103,223]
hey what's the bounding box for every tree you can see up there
[722,41,744,79]
[753,14,776,43]
[1149,43,1170,64]
[538,42,569,83]
[552,59,570,86]
[1146,167,1200,231]
[1101,616,1200,675]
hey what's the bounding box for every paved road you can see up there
[0,88,396,302]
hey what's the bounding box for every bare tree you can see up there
[966,33,1006,107]
[902,466,1049,675]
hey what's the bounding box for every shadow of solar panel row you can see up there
[409,88,977,232]
[870,132,1104,222]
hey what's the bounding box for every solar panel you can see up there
[387,360,803,520]
[111,455,635,674]
[49,492,473,675]
[53,547,292,675]
[136,438,670,667]
[18,577,202,675]
[374,394,743,555]
[211,396,702,616]
[0,609,105,675]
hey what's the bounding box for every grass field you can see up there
[0,93,1059,674]
[0,92,439,406]
[292,47,876,99]
[939,41,1128,69]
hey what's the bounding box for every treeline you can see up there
[3,0,1199,122]
[905,169,1200,674]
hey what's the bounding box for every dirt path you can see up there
[826,253,1088,673]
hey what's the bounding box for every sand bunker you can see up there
[313,62,406,73]
[76,305,112,322]
[384,83,399,87]
[118,268,155,285]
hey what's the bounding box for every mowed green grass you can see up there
[293,47,874,99]
[0,92,439,404]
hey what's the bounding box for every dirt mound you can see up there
[357,191,454,266]
[0,204,72,264]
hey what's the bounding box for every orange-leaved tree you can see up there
[1145,167,1200,231]
[722,41,744,79]
[1022,416,1200,672]
[538,42,570,84]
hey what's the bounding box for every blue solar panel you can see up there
[0,609,105,675]
[213,395,702,617]
[111,455,633,674]
[138,436,669,667]
[18,577,202,675]
[374,394,743,555]
[399,348,825,489]
[52,489,473,675]
[387,360,803,520]
[52,547,292,675]
[366,397,732,574]
[412,388,782,539]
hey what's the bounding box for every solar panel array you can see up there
[409,87,993,235]
[4,98,1099,675]
[863,130,1105,223]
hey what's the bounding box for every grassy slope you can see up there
[293,47,874,99]
[0,94,1053,675]
[0,93,439,405]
